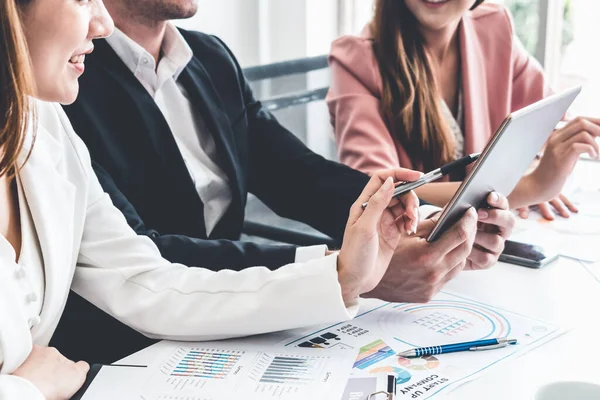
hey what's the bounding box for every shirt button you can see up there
[26,293,38,303]
[28,316,41,328]
[14,265,25,279]
[142,58,149,65]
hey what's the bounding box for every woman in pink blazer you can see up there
[328,0,600,220]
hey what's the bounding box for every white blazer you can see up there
[0,100,357,398]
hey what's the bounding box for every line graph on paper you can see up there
[376,300,512,347]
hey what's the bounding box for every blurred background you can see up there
[176,0,600,160]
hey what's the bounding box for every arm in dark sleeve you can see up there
[92,161,297,271]
[211,37,370,244]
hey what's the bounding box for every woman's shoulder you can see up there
[329,27,381,90]
[330,29,375,63]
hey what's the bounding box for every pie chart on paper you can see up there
[369,365,412,384]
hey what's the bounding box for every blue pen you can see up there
[396,337,518,358]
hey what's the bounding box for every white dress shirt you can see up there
[105,26,327,260]
[0,177,45,370]
[106,25,231,236]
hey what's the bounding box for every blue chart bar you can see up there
[259,356,317,384]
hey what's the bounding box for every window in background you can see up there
[558,0,600,115]
[338,0,374,35]
[494,0,600,115]
[498,0,542,56]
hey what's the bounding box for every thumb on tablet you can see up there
[432,208,477,254]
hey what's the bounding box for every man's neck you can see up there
[116,21,167,64]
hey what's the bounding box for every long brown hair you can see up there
[0,0,35,178]
[371,0,484,171]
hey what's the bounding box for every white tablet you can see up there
[427,86,581,242]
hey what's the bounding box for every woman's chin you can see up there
[32,84,79,105]
[60,83,80,105]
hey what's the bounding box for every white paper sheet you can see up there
[140,341,357,400]
[80,365,148,400]
[511,204,600,262]
[269,292,562,400]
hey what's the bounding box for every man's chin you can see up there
[163,1,198,20]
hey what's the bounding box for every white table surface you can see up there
[118,160,600,399]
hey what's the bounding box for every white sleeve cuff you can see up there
[419,205,442,220]
[0,375,45,400]
[294,245,329,263]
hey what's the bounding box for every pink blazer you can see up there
[327,3,552,174]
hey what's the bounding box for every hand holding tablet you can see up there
[427,87,581,242]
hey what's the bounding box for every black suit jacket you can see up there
[51,30,370,363]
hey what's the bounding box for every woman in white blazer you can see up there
[0,0,456,398]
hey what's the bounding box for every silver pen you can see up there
[362,153,481,208]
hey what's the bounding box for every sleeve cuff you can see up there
[294,245,328,263]
[419,205,442,220]
[0,375,45,400]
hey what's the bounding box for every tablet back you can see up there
[427,86,581,242]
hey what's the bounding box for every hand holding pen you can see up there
[362,153,482,209]
[360,168,422,235]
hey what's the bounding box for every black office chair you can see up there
[241,55,339,248]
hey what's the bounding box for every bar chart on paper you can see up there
[158,347,243,390]
[142,343,356,400]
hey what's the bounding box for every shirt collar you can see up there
[160,23,193,80]
[105,23,193,82]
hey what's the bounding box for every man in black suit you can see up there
[52,0,514,363]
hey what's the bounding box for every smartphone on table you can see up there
[498,240,559,268]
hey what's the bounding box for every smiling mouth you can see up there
[69,54,86,65]
[422,0,450,4]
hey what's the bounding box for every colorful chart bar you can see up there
[170,349,242,379]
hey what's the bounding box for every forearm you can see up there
[152,234,297,271]
[73,248,357,341]
[507,174,544,209]
[415,182,461,207]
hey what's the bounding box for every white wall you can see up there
[174,0,347,67]
[174,0,261,66]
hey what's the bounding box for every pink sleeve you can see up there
[326,37,404,175]
[505,8,553,111]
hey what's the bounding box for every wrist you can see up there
[509,173,543,209]
[336,256,361,305]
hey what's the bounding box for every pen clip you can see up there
[468,343,509,351]
[368,391,394,400]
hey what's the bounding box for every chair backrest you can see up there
[242,54,335,161]
[241,55,339,248]
[243,55,329,112]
